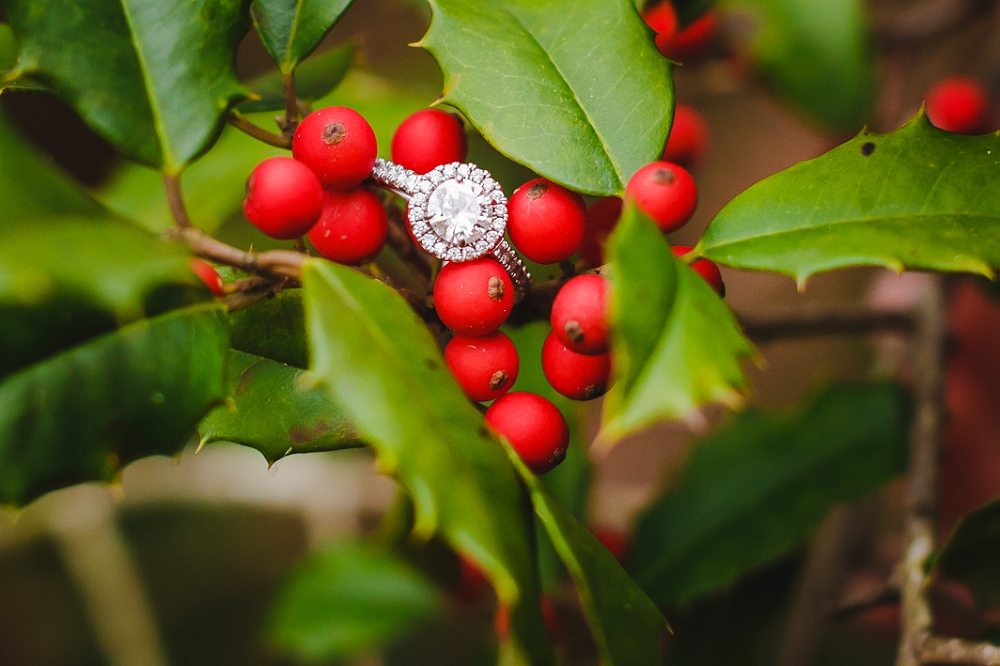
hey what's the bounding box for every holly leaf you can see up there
[0,303,229,506]
[0,216,209,379]
[303,259,554,666]
[2,0,251,172]
[628,382,909,607]
[935,499,1000,609]
[252,0,353,73]
[238,43,355,114]
[269,539,442,661]
[721,0,873,132]
[228,289,309,369]
[199,350,362,464]
[0,23,17,73]
[601,204,754,442]
[696,113,1000,286]
[508,449,668,666]
[420,0,673,196]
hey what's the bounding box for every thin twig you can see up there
[279,70,299,138]
[919,637,1000,665]
[740,307,916,342]
[226,112,292,149]
[163,174,192,228]
[166,226,305,285]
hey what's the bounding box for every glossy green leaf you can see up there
[0,112,106,223]
[228,289,309,369]
[238,43,355,113]
[2,0,251,172]
[269,539,442,661]
[508,449,668,666]
[629,382,909,607]
[302,259,554,666]
[252,0,352,74]
[602,204,754,442]
[696,114,1000,286]
[0,23,17,72]
[722,0,873,132]
[199,350,362,464]
[0,304,228,506]
[420,0,674,196]
[0,216,208,378]
[936,499,1000,608]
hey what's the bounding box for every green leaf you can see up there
[508,448,668,666]
[228,289,309,369]
[252,0,353,73]
[0,112,106,223]
[696,114,1000,286]
[238,43,355,113]
[0,23,17,72]
[302,259,554,666]
[199,350,362,464]
[0,216,208,378]
[269,539,442,661]
[721,0,873,132]
[0,303,229,506]
[935,499,1000,609]
[420,0,674,196]
[628,382,909,607]
[602,204,754,442]
[2,0,251,172]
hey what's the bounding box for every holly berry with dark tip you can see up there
[664,104,709,168]
[292,106,378,189]
[308,187,388,265]
[507,178,587,264]
[243,156,324,239]
[190,259,225,297]
[626,161,697,233]
[658,10,718,61]
[672,245,725,297]
[550,274,610,356]
[391,108,468,174]
[542,333,611,401]
[485,392,569,474]
[925,77,990,134]
[445,331,520,402]
[579,196,623,267]
[434,258,514,336]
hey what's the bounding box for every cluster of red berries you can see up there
[925,76,994,135]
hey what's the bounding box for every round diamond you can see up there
[426,178,491,247]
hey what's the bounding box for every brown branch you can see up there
[166,226,305,285]
[919,637,1000,665]
[163,174,192,228]
[740,307,916,342]
[278,70,299,139]
[226,112,292,149]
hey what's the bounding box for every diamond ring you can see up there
[369,158,531,299]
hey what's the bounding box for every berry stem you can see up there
[280,70,299,139]
[163,173,192,229]
[293,236,309,254]
[226,112,292,149]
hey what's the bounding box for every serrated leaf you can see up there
[508,448,668,666]
[199,350,362,464]
[238,43,355,113]
[601,204,753,442]
[252,0,352,73]
[0,304,228,506]
[935,499,1000,609]
[696,114,1000,286]
[0,216,209,379]
[629,382,909,607]
[421,0,673,196]
[302,260,554,666]
[269,539,442,661]
[228,289,309,369]
[2,0,251,172]
[722,0,873,132]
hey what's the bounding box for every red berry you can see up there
[542,333,611,401]
[664,104,709,168]
[672,245,725,297]
[308,187,388,265]
[591,527,630,564]
[626,161,697,233]
[434,258,514,336]
[579,197,623,267]
[292,106,377,189]
[189,259,224,297]
[551,274,610,356]
[643,2,678,38]
[485,392,569,474]
[657,11,718,61]
[391,108,468,174]
[445,331,520,402]
[926,77,991,134]
[454,556,491,604]
[507,178,587,264]
[243,156,324,239]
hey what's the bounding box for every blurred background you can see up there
[0,0,998,664]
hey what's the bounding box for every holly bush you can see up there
[0,0,997,665]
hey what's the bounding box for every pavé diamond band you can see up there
[369,158,531,299]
